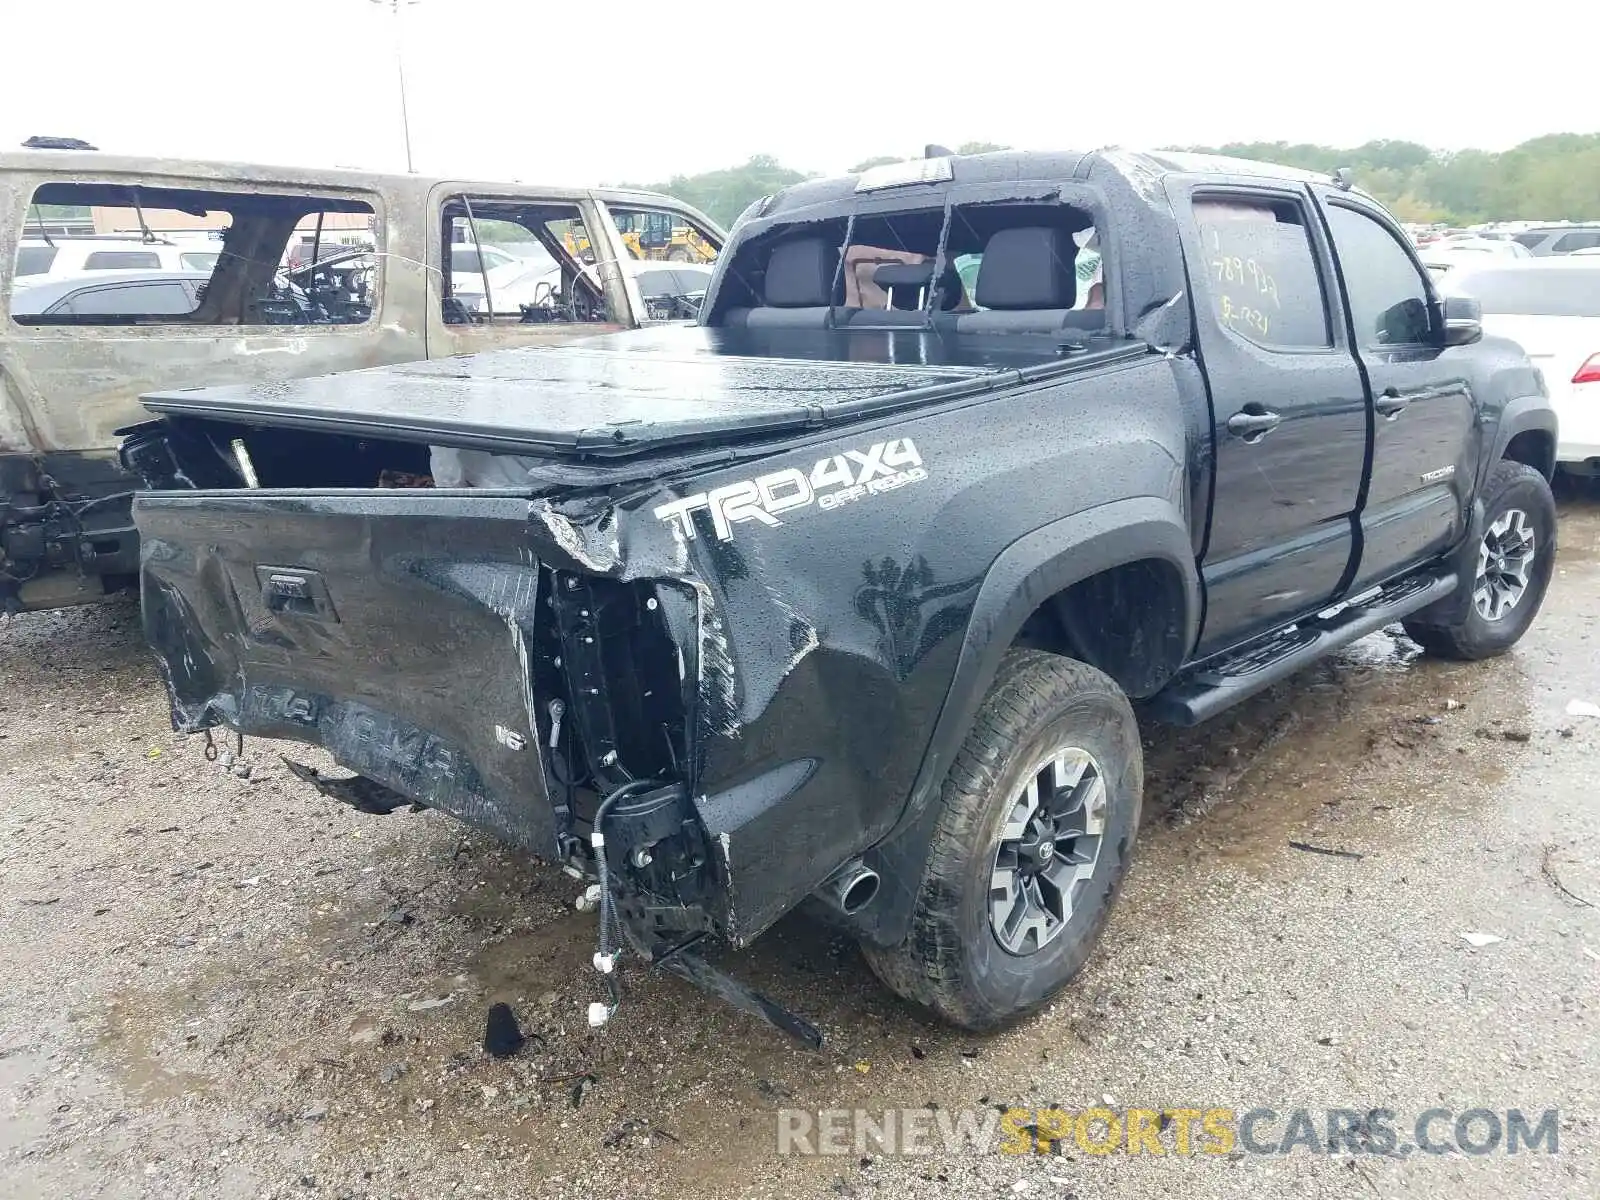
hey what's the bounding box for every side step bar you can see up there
[1149,570,1457,726]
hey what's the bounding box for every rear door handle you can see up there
[1226,409,1282,441]
[1375,389,1410,419]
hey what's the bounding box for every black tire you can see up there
[863,650,1142,1031]
[1402,460,1556,661]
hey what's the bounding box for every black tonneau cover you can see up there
[138,326,1129,459]
[140,337,1005,459]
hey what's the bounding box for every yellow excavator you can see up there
[562,212,716,264]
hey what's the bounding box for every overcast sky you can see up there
[3,0,1594,185]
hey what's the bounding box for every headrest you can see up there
[872,262,935,290]
[763,238,837,308]
[871,261,966,311]
[975,227,1076,310]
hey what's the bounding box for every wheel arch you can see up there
[1490,395,1557,482]
[854,496,1199,948]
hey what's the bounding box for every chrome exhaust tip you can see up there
[815,859,880,916]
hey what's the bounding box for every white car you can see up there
[448,243,543,299]
[1419,237,1532,279]
[15,237,220,280]
[10,269,213,318]
[1441,257,1600,471]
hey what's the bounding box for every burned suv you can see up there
[120,149,1556,1041]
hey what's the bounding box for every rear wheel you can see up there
[1403,460,1556,660]
[863,650,1142,1031]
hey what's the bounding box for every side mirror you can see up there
[1442,295,1482,346]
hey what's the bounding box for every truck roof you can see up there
[0,148,705,213]
[759,147,1367,218]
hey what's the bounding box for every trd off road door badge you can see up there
[653,437,928,542]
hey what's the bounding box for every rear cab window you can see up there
[8,181,380,327]
[708,194,1107,331]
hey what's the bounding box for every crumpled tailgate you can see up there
[137,489,560,855]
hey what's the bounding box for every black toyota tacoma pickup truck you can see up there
[118,149,1557,1041]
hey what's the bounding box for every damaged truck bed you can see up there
[127,327,1137,943]
[124,148,1557,1042]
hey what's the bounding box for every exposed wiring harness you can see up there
[585,778,658,1028]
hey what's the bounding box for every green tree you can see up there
[626,154,813,228]
[1178,133,1600,223]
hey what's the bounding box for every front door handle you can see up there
[1226,409,1282,440]
[1375,389,1410,419]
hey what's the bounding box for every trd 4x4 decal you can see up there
[653,437,927,542]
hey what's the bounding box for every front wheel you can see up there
[863,650,1142,1031]
[1403,460,1556,660]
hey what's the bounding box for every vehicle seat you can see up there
[954,227,1079,333]
[721,237,844,328]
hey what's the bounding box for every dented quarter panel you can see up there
[640,348,1192,943]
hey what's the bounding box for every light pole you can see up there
[370,0,419,173]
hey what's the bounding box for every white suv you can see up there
[14,237,221,280]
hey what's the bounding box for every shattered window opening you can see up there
[603,203,722,323]
[439,197,618,327]
[9,181,379,327]
[712,197,1103,327]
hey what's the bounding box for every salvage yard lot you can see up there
[3,495,1599,1200]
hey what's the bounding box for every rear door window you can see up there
[1192,195,1333,349]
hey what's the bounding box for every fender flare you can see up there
[1412,392,1556,629]
[854,495,1199,948]
[1487,394,1558,482]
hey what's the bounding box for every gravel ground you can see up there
[3,491,1599,1199]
